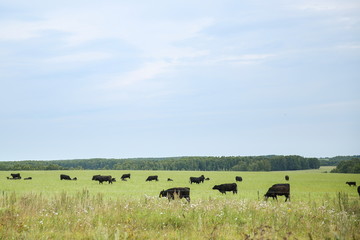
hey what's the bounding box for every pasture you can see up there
[0,167,359,239]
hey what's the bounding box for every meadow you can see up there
[0,167,359,239]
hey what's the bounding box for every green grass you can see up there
[0,167,359,239]
[1,167,358,201]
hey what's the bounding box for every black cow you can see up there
[159,187,190,203]
[11,173,21,179]
[357,186,360,196]
[264,184,290,202]
[24,177,32,180]
[235,176,242,182]
[121,174,131,180]
[167,178,173,181]
[189,175,205,184]
[92,175,113,184]
[146,175,158,181]
[346,181,356,186]
[60,174,71,180]
[285,175,289,181]
[212,183,237,194]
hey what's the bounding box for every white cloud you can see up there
[0,4,214,100]
[336,43,360,49]
[45,52,112,64]
[293,0,360,12]
[104,61,174,88]
[0,21,40,40]
[204,54,276,65]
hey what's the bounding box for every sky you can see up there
[0,0,359,161]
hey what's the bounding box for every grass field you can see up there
[0,167,359,239]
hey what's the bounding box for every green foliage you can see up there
[319,155,360,166]
[0,155,320,171]
[331,158,360,173]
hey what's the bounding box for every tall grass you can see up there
[0,190,358,239]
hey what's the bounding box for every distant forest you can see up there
[330,158,360,173]
[319,155,360,166]
[0,155,358,172]
[0,155,324,171]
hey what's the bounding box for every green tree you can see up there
[331,158,360,173]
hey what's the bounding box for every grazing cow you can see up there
[11,173,21,179]
[72,177,77,181]
[159,187,190,203]
[235,176,242,182]
[121,174,131,180]
[358,186,360,197]
[60,174,72,180]
[146,175,158,181]
[167,178,173,181]
[92,175,113,184]
[264,184,290,202]
[24,177,32,180]
[189,175,205,184]
[212,183,237,194]
[285,175,289,181]
[346,181,356,186]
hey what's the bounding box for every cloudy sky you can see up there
[1,0,359,160]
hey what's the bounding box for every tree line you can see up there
[319,155,360,166]
[330,158,360,173]
[0,155,320,171]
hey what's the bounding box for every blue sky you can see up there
[1,0,359,160]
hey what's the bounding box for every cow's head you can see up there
[159,190,166,198]
[212,185,219,190]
